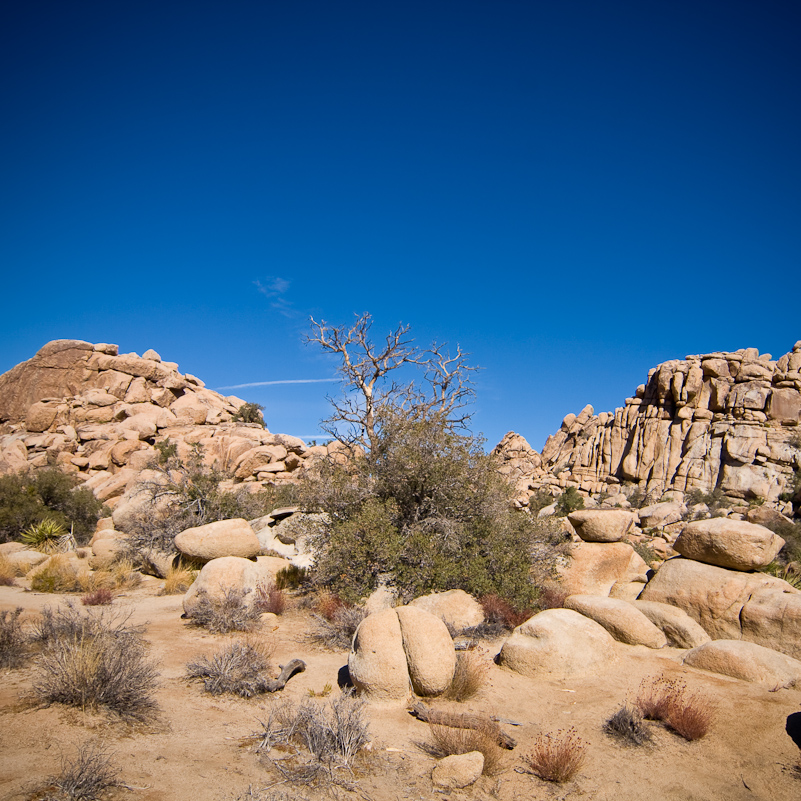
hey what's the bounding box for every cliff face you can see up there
[495,342,801,509]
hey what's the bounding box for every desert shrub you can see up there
[528,489,555,514]
[34,742,119,801]
[79,559,141,594]
[253,692,370,782]
[444,649,490,701]
[309,606,367,651]
[186,638,275,697]
[634,675,686,721]
[0,553,17,585]
[232,402,266,426]
[629,538,659,565]
[0,607,28,668]
[604,704,653,746]
[665,691,716,740]
[21,518,71,553]
[763,561,801,589]
[555,487,584,517]
[479,594,533,630]
[160,562,197,595]
[81,588,114,606]
[30,555,83,593]
[275,564,309,590]
[186,587,262,634]
[32,605,159,721]
[315,591,347,621]
[523,727,586,783]
[428,720,504,775]
[537,584,569,610]
[0,469,106,546]
[254,582,286,615]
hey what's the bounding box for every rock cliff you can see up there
[495,342,801,511]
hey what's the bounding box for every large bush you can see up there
[301,411,541,607]
[0,469,106,545]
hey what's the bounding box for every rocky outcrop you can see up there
[494,342,801,509]
[683,639,801,686]
[0,340,340,507]
[563,594,667,648]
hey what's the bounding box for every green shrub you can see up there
[232,402,265,426]
[555,487,584,517]
[21,518,69,553]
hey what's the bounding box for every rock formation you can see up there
[494,341,801,509]
[0,339,340,506]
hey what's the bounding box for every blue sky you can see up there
[1,1,799,449]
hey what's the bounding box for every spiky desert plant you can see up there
[21,519,69,554]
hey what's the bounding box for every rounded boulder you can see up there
[673,518,784,571]
[409,589,484,632]
[568,509,637,542]
[564,594,667,648]
[182,555,275,617]
[175,518,260,562]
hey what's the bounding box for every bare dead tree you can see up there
[306,313,479,452]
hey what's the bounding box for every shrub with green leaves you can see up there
[232,402,265,426]
[555,487,584,517]
[21,518,69,553]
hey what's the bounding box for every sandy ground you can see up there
[2,578,801,801]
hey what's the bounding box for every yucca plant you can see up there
[21,519,71,553]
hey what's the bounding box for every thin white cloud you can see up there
[216,378,340,390]
[254,276,296,317]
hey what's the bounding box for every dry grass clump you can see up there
[316,591,347,621]
[634,674,715,740]
[428,720,505,776]
[32,604,159,722]
[31,742,119,801]
[443,648,490,701]
[310,605,367,651]
[0,607,28,668]
[523,727,587,783]
[160,562,197,595]
[187,587,263,634]
[253,691,370,784]
[255,582,286,615]
[537,584,569,610]
[604,704,653,746]
[81,588,114,606]
[30,555,83,593]
[0,553,18,585]
[186,637,275,697]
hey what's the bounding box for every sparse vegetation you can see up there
[254,582,286,615]
[275,564,308,590]
[555,487,584,517]
[186,638,275,697]
[479,594,533,630]
[32,604,159,721]
[29,555,84,593]
[0,552,17,585]
[160,562,197,595]
[33,742,119,801]
[443,648,490,701]
[604,704,653,746]
[428,720,504,775]
[81,588,114,606]
[186,587,262,634]
[0,607,27,668]
[634,674,715,740]
[310,606,367,651]
[523,727,587,783]
[232,402,266,426]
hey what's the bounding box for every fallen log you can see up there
[263,659,306,692]
[407,702,517,749]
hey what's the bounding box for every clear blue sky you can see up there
[1,1,799,450]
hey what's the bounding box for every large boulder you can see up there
[567,509,637,542]
[409,589,484,632]
[632,600,711,649]
[740,589,801,660]
[683,640,801,686]
[498,608,617,679]
[182,556,276,617]
[174,518,260,562]
[563,594,667,648]
[348,608,411,701]
[558,542,649,596]
[673,518,784,571]
[396,606,456,696]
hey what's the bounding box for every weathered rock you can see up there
[431,752,484,789]
[8,549,49,573]
[638,501,685,530]
[498,608,617,679]
[409,589,485,632]
[182,556,276,617]
[396,606,456,696]
[89,530,128,568]
[558,542,649,596]
[564,594,666,648]
[174,518,260,562]
[364,585,398,614]
[567,509,637,542]
[683,639,801,686]
[740,589,801,660]
[348,608,411,701]
[673,518,784,571]
[632,600,711,648]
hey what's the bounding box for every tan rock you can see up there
[674,518,784,571]
[409,589,485,631]
[396,606,456,696]
[683,639,801,686]
[8,549,49,573]
[183,556,276,616]
[558,542,648,596]
[349,608,411,701]
[175,518,260,562]
[25,401,60,432]
[568,509,637,542]
[564,594,666,648]
[90,531,128,568]
[632,600,711,648]
[431,752,484,789]
[498,608,617,679]
[740,589,801,660]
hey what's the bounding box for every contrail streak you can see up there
[215,378,340,390]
